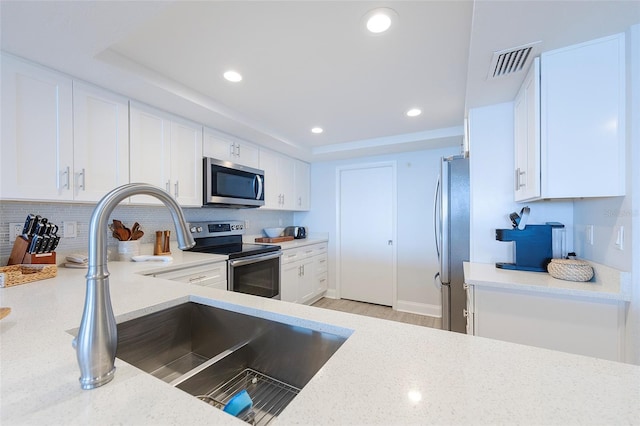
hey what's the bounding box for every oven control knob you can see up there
[190,226,202,233]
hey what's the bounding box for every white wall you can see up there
[468,102,574,265]
[294,146,459,317]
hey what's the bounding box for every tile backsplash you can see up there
[0,201,293,264]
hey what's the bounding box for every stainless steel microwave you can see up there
[203,157,264,208]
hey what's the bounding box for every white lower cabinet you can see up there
[468,284,625,362]
[150,262,227,291]
[281,242,328,304]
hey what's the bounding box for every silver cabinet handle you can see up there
[165,180,171,192]
[174,180,179,198]
[230,143,235,156]
[515,168,526,190]
[188,275,207,283]
[62,166,70,190]
[236,144,240,156]
[77,168,86,191]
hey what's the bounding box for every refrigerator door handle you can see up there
[433,272,441,289]
[440,159,450,284]
[433,175,441,260]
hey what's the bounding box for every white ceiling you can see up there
[1,1,639,161]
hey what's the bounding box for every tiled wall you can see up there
[0,201,293,264]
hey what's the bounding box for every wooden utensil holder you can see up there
[7,236,57,266]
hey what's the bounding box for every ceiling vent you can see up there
[488,41,540,79]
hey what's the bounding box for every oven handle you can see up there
[228,251,282,267]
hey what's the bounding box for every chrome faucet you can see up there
[73,183,195,390]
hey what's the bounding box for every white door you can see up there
[338,164,396,306]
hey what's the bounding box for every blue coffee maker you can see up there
[495,222,565,272]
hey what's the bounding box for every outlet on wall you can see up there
[9,223,23,242]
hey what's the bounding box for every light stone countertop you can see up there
[1,252,639,425]
[464,261,631,302]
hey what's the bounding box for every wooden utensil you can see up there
[0,307,11,320]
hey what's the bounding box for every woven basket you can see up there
[547,259,593,282]
[0,264,57,288]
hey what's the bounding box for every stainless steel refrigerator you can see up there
[434,155,470,333]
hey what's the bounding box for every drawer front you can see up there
[281,249,301,265]
[315,255,328,275]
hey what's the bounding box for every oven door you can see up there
[228,251,281,299]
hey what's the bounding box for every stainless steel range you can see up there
[188,221,281,299]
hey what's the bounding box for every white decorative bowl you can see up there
[263,227,284,238]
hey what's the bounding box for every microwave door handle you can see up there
[255,175,263,200]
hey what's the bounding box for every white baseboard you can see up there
[324,289,338,299]
[396,300,441,318]
[319,291,441,318]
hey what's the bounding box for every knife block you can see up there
[7,237,56,266]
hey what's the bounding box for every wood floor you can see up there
[312,297,442,329]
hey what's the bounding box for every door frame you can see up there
[335,161,398,309]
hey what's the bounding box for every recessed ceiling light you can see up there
[406,108,422,117]
[311,127,324,134]
[363,8,398,34]
[223,70,242,82]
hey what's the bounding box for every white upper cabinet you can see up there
[130,102,202,206]
[294,160,311,211]
[72,82,129,201]
[259,149,297,210]
[1,54,73,201]
[514,58,541,201]
[203,128,260,169]
[514,33,626,201]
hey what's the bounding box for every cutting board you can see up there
[255,236,294,243]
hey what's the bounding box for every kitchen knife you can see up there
[28,236,39,254]
[49,235,60,252]
[37,235,50,253]
[21,214,35,238]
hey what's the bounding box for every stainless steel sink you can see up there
[116,301,349,424]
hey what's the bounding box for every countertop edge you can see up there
[464,261,631,302]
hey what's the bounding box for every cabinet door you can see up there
[73,82,129,202]
[203,128,235,163]
[513,58,540,202]
[259,149,282,209]
[473,286,623,362]
[298,258,315,303]
[1,55,73,200]
[279,155,295,210]
[281,261,301,303]
[129,103,171,204]
[170,118,202,206]
[294,159,310,211]
[203,128,260,168]
[541,33,625,198]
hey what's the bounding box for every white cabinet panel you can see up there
[472,285,624,362]
[513,58,540,201]
[540,33,625,198]
[72,82,129,201]
[259,149,307,211]
[294,160,310,211]
[281,242,328,304]
[130,102,202,206]
[203,128,259,168]
[1,55,73,200]
[170,118,203,206]
[514,33,626,201]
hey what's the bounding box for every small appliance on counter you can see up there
[495,217,565,272]
[283,226,306,239]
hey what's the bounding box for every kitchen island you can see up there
[1,252,638,425]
